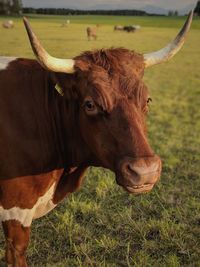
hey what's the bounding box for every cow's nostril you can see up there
[117,156,162,192]
[120,155,161,179]
[127,163,137,176]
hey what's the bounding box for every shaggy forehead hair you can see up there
[74,48,147,110]
[75,47,144,76]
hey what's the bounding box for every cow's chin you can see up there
[116,176,156,195]
[123,183,154,194]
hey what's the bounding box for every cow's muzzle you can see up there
[116,155,161,194]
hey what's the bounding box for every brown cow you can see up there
[123,25,137,33]
[0,11,193,267]
[86,26,97,40]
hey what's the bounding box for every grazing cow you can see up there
[2,20,14,29]
[61,19,70,27]
[132,25,141,30]
[114,25,124,31]
[0,11,193,267]
[86,26,97,40]
[123,25,137,33]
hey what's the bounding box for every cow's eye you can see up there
[83,97,98,115]
[85,100,94,110]
[147,97,152,104]
[143,98,152,114]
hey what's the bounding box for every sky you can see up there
[22,0,197,11]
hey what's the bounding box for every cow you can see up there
[132,25,141,30]
[0,11,193,267]
[86,26,97,41]
[61,19,70,27]
[114,25,124,31]
[123,25,137,33]
[2,20,14,29]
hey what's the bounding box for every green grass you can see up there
[0,15,200,266]
[2,14,200,29]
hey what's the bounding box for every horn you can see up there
[144,10,193,68]
[23,17,75,73]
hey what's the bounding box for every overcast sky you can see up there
[22,0,197,11]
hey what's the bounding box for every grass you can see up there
[1,14,200,29]
[0,15,200,266]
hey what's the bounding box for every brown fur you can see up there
[3,220,30,267]
[0,167,87,266]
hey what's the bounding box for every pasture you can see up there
[0,14,200,266]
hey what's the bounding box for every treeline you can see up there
[195,0,200,15]
[0,0,22,15]
[22,8,147,16]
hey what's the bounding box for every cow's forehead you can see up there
[76,67,147,114]
[85,63,146,98]
[74,48,146,109]
[75,48,145,77]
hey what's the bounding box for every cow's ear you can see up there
[50,72,77,99]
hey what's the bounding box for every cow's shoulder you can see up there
[0,169,64,226]
[0,169,64,209]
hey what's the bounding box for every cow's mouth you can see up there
[116,177,156,194]
[115,155,161,194]
[124,183,154,194]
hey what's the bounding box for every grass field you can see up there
[0,15,200,267]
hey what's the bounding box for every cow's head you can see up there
[23,12,193,194]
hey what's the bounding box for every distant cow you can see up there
[114,25,124,31]
[123,26,137,33]
[61,20,70,27]
[132,25,141,30]
[114,25,140,33]
[86,27,97,41]
[2,20,14,29]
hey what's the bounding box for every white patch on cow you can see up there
[0,57,17,70]
[0,183,57,227]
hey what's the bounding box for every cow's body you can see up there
[114,25,124,31]
[0,164,86,266]
[0,56,88,208]
[2,20,14,29]
[0,58,69,179]
[0,169,61,227]
[114,25,140,33]
[123,26,137,33]
[86,27,97,40]
[0,57,88,266]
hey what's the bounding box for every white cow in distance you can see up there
[2,20,14,29]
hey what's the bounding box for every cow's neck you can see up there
[53,88,91,169]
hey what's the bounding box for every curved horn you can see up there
[23,17,75,73]
[144,10,193,68]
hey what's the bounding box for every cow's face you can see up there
[23,12,193,193]
[73,49,161,194]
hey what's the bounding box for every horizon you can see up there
[22,0,197,14]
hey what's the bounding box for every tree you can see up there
[0,0,22,15]
[174,10,178,16]
[168,10,173,16]
[0,0,10,14]
[194,0,200,16]
[11,0,22,14]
